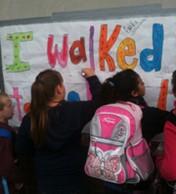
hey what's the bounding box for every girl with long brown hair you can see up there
[16,68,102,194]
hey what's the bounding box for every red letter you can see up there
[47,34,68,68]
[24,102,30,113]
[11,87,22,121]
[157,79,169,110]
[69,37,87,64]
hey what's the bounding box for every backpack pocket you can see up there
[126,139,154,181]
[84,146,127,184]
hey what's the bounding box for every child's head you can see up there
[0,92,14,122]
[100,69,145,104]
[31,69,65,110]
[172,70,176,97]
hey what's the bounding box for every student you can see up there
[0,92,16,194]
[156,70,176,184]
[100,69,168,142]
[15,68,102,194]
[100,69,146,106]
[99,69,168,194]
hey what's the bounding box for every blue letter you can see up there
[140,23,164,72]
[67,91,80,102]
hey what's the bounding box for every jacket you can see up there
[156,110,176,181]
[15,75,102,192]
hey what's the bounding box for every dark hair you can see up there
[100,69,140,104]
[30,69,63,145]
[172,70,176,95]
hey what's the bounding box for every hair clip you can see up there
[37,79,44,85]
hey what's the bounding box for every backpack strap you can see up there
[0,128,12,139]
[1,177,10,194]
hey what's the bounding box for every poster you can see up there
[0,15,175,126]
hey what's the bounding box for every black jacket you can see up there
[15,75,102,192]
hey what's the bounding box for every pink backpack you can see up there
[84,102,154,184]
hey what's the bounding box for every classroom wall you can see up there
[0,0,176,21]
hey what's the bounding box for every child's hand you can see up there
[81,68,95,78]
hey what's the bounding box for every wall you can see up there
[0,0,176,21]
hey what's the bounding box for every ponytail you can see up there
[30,69,63,146]
[30,81,48,145]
